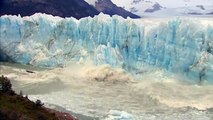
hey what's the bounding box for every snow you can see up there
[111,0,157,14]
[111,0,213,17]
[0,13,213,82]
[84,0,98,6]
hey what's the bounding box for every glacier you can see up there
[0,13,213,82]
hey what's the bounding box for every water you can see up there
[1,62,212,120]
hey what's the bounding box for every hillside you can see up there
[85,0,140,18]
[0,0,99,19]
[0,76,76,120]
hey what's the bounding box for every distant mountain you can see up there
[144,2,163,13]
[207,11,213,15]
[111,0,165,17]
[0,0,99,19]
[111,0,213,17]
[85,0,140,18]
[0,0,140,19]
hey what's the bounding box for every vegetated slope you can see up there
[0,76,76,120]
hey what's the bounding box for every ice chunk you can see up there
[105,110,134,120]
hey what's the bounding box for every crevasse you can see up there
[0,13,213,82]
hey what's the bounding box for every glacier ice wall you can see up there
[0,13,213,82]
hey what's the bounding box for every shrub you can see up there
[35,100,44,107]
[0,75,12,92]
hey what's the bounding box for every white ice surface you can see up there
[1,14,213,82]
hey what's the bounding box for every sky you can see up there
[111,0,213,8]
[157,0,213,8]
